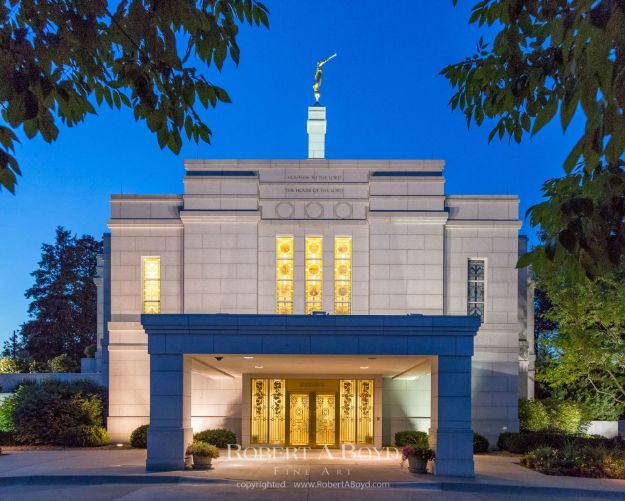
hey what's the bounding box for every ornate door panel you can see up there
[315,393,336,446]
[289,393,310,446]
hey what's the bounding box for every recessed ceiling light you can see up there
[243,356,254,359]
[255,365,264,369]
[360,366,369,370]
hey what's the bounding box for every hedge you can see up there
[193,428,237,448]
[473,432,489,453]
[57,425,110,447]
[7,379,107,446]
[522,444,625,479]
[498,431,625,454]
[518,399,585,434]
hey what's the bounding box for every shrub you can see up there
[0,431,16,445]
[49,354,79,373]
[519,399,586,434]
[84,344,97,358]
[400,445,435,466]
[0,394,17,432]
[0,357,20,373]
[394,430,429,448]
[521,446,557,470]
[518,399,549,432]
[57,425,110,447]
[187,441,220,458]
[193,428,236,448]
[473,432,489,453]
[550,400,584,434]
[521,443,625,478]
[130,424,149,448]
[9,380,106,445]
[28,360,49,373]
[497,431,625,454]
[602,453,625,479]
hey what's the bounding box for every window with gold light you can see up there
[142,257,161,314]
[305,236,323,314]
[334,236,352,314]
[276,237,294,314]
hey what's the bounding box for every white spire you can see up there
[307,105,326,159]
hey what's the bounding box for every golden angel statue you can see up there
[312,53,337,102]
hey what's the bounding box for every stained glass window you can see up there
[305,237,323,314]
[142,257,160,314]
[276,237,294,314]
[334,237,352,315]
[468,259,485,323]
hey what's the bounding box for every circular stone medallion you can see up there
[334,202,353,219]
[276,201,295,219]
[305,202,324,219]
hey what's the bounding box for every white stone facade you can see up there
[102,158,528,451]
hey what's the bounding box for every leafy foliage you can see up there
[0,357,20,373]
[519,398,550,432]
[394,430,429,447]
[522,443,625,478]
[57,424,110,447]
[193,427,236,448]
[473,432,490,453]
[498,430,624,454]
[49,353,80,373]
[84,344,97,358]
[0,0,269,193]
[0,393,17,431]
[533,252,625,414]
[9,379,106,445]
[17,227,102,366]
[519,399,586,433]
[130,423,149,448]
[187,440,220,458]
[444,0,625,278]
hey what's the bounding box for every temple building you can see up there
[95,103,534,477]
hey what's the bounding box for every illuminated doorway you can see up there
[251,378,373,447]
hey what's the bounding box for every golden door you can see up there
[289,393,309,446]
[315,393,336,446]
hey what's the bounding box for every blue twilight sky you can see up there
[0,1,583,345]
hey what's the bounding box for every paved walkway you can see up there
[1,448,625,500]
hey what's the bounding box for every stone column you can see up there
[429,355,474,477]
[146,354,192,471]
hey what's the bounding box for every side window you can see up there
[467,259,485,323]
[305,236,323,314]
[143,257,161,314]
[334,236,352,314]
[276,237,294,314]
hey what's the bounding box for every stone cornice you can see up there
[179,210,261,223]
[445,220,522,229]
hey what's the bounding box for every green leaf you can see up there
[532,99,558,136]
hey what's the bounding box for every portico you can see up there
[142,313,479,477]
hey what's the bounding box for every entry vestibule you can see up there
[141,314,479,477]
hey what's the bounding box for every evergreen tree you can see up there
[19,227,102,366]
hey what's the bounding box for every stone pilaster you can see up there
[430,355,474,477]
[146,354,192,471]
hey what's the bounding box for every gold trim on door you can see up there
[289,393,310,446]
